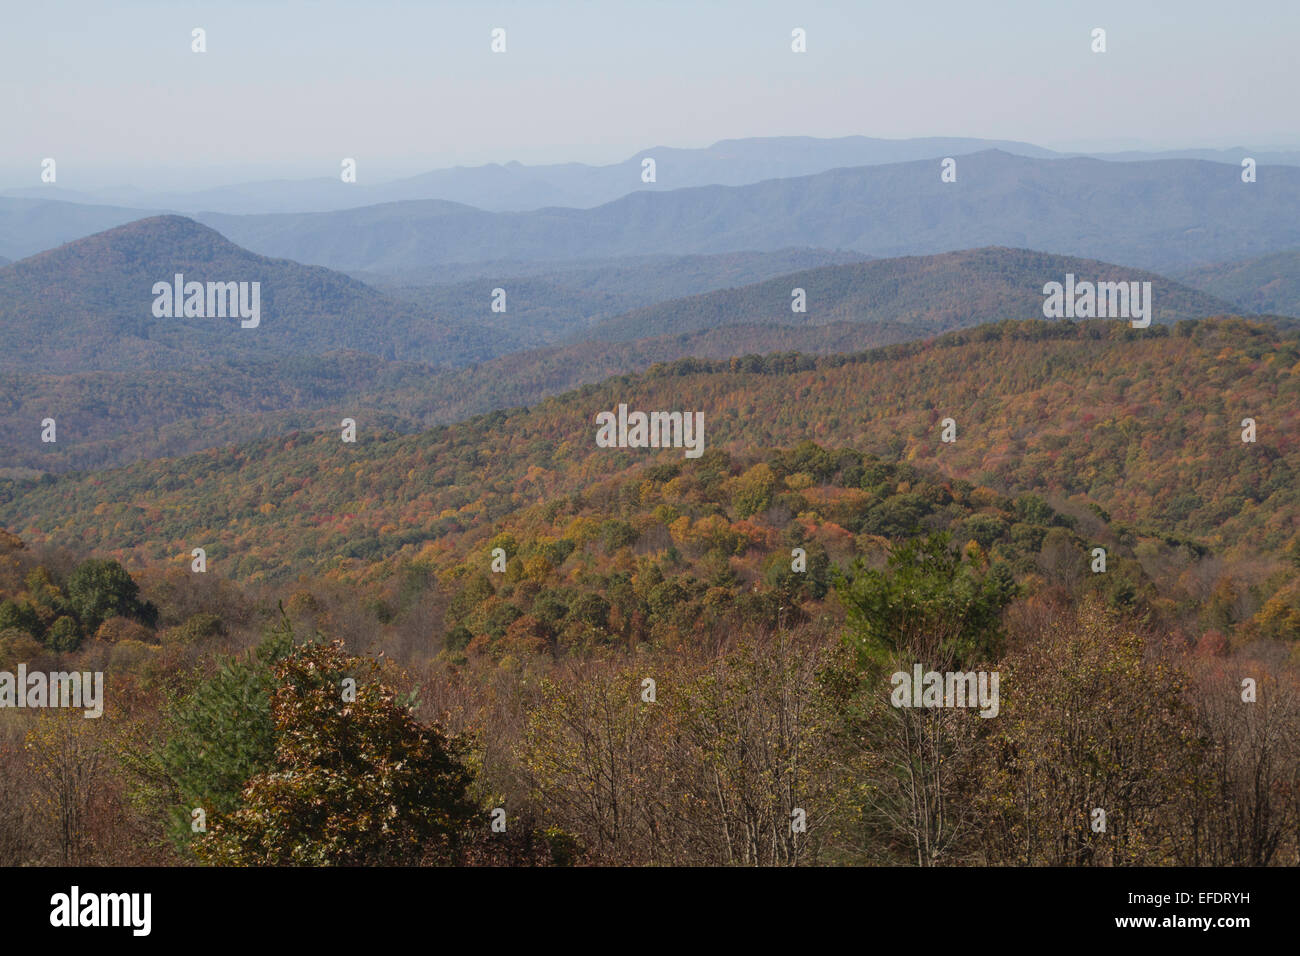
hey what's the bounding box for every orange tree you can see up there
[197,640,477,865]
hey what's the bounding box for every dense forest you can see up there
[0,315,1297,866]
[0,352,429,474]
[0,443,1294,865]
[0,323,923,474]
[4,318,1296,583]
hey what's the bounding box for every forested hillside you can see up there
[2,320,1297,866]
[1177,250,1300,318]
[0,352,433,474]
[3,236,1261,474]
[3,319,1296,631]
[370,247,870,342]
[4,325,932,474]
[0,216,503,373]
[579,247,1243,343]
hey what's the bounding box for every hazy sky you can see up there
[4,0,1298,188]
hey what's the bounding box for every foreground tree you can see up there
[24,712,104,865]
[836,533,1015,668]
[520,666,667,863]
[974,601,1203,865]
[662,628,843,865]
[130,620,293,851]
[1176,665,1300,865]
[829,535,1010,864]
[197,640,478,865]
[520,629,843,865]
[826,614,987,865]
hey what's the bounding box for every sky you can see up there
[3,0,1298,189]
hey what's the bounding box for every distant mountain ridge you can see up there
[0,135,1060,214]
[184,151,1300,274]
[0,197,166,261]
[372,248,871,345]
[355,247,869,289]
[5,135,1299,216]
[6,150,1300,273]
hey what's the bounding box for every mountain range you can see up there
[0,216,1269,474]
[6,150,1300,275]
[5,135,1299,216]
[4,127,1300,872]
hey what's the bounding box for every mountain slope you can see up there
[193,152,1300,273]
[0,352,438,475]
[2,318,1294,584]
[0,322,924,475]
[1175,250,1300,318]
[578,247,1244,343]
[0,216,502,373]
[371,248,869,344]
[2,244,1247,474]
